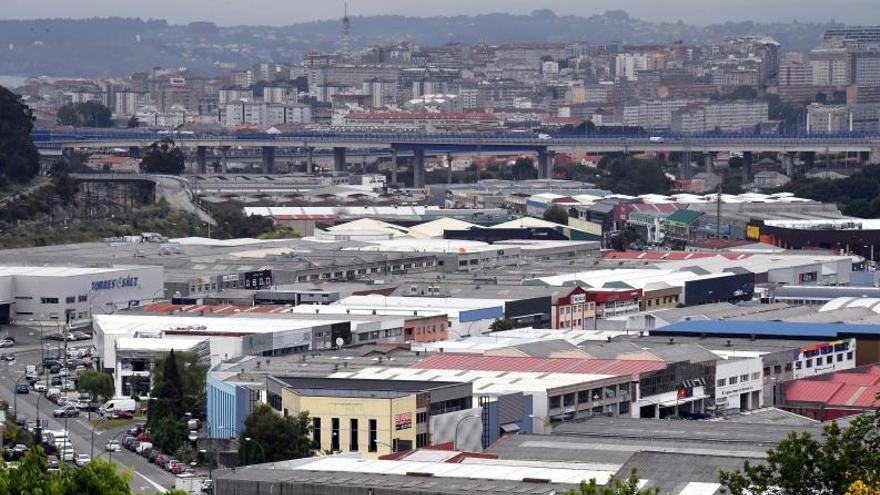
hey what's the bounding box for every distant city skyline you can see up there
[3,0,878,26]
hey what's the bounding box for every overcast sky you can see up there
[4,0,878,25]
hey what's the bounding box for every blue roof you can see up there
[658,319,880,338]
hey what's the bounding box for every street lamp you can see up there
[199,448,213,482]
[243,437,266,464]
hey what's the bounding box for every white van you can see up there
[649,136,665,143]
[99,398,137,416]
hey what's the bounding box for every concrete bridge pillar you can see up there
[679,151,692,180]
[802,151,816,169]
[196,146,208,174]
[781,153,795,177]
[412,149,426,188]
[705,153,715,174]
[333,147,347,173]
[537,150,554,179]
[129,146,141,159]
[306,147,314,174]
[220,146,230,173]
[742,151,753,183]
[261,146,276,174]
[390,148,398,185]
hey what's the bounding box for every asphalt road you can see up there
[0,326,176,493]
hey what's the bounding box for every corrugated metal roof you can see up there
[784,380,843,403]
[412,354,667,378]
[828,371,880,386]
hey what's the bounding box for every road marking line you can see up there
[135,471,168,493]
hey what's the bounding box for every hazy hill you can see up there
[0,11,833,77]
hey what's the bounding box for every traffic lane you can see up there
[0,354,175,492]
[0,380,174,493]
[93,429,177,493]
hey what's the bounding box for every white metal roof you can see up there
[407,217,479,239]
[344,238,507,254]
[0,265,153,277]
[819,297,880,313]
[169,237,288,247]
[528,267,729,290]
[331,367,614,395]
[328,218,411,237]
[293,456,612,485]
[115,336,206,351]
[94,314,342,335]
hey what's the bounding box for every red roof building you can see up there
[782,364,880,421]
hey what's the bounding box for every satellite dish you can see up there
[335,337,344,348]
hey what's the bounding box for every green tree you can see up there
[239,405,317,465]
[543,204,570,225]
[141,138,185,175]
[149,415,188,454]
[489,318,517,332]
[207,202,275,239]
[75,370,115,419]
[56,101,112,128]
[147,349,207,454]
[720,408,880,495]
[512,157,538,181]
[0,448,171,495]
[597,158,671,196]
[609,226,640,251]
[0,85,41,183]
[565,470,658,495]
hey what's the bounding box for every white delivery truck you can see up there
[175,474,210,494]
[99,397,137,417]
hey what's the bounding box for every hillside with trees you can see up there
[782,165,880,218]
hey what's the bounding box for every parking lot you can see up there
[0,325,178,493]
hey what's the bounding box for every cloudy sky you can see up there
[4,0,878,25]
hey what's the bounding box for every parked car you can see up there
[123,438,139,452]
[70,331,90,341]
[52,406,79,418]
[0,339,14,348]
[152,452,166,466]
[15,384,29,394]
[127,424,144,436]
[105,440,121,452]
[33,381,47,393]
[48,364,61,374]
[74,454,91,467]
[0,352,15,361]
[50,376,62,386]
[46,455,60,470]
[165,458,181,471]
[135,442,152,455]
